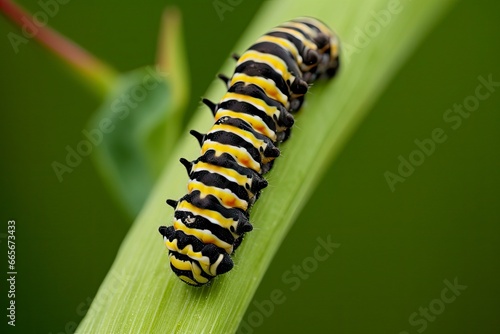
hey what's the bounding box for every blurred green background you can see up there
[1,0,499,333]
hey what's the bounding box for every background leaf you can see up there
[89,66,176,217]
[90,9,189,217]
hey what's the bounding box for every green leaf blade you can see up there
[89,67,176,217]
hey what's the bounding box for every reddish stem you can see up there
[0,0,116,96]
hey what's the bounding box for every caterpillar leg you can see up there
[202,98,217,116]
[231,53,240,61]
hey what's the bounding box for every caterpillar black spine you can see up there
[159,17,340,286]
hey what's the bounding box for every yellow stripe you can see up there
[294,18,338,57]
[174,219,234,252]
[270,27,317,50]
[166,239,213,277]
[209,255,225,276]
[201,140,261,172]
[166,230,234,279]
[192,161,249,186]
[215,109,276,140]
[188,180,248,211]
[169,254,192,271]
[256,35,299,59]
[295,17,331,37]
[238,50,291,81]
[331,39,339,58]
[284,21,317,39]
[169,242,227,279]
[220,92,279,119]
[166,240,208,265]
[189,261,210,283]
[230,73,288,106]
[209,123,261,149]
[176,200,237,230]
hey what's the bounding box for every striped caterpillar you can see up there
[159,17,340,286]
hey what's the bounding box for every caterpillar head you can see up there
[159,226,234,286]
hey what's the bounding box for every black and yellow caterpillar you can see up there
[159,17,340,286]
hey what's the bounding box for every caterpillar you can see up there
[159,17,340,286]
